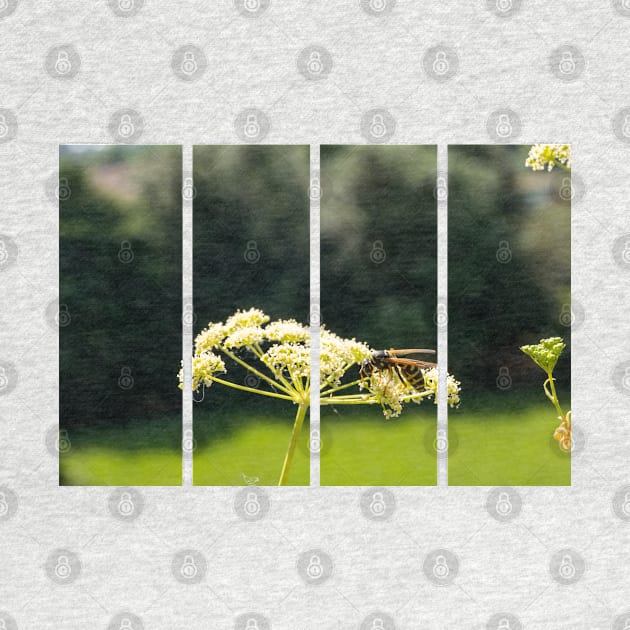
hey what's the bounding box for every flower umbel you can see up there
[520,337,566,374]
[181,308,463,483]
[525,144,571,172]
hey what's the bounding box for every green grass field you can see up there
[449,403,570,486]
[60,404,569,486]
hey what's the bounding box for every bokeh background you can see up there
[320,145,438,486]
[448,145,571,485]
[193,145,310,486]
[60,145,182,485]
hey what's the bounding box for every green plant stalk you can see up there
[278,402,308,486]
[207,375,293,401]
[544,373,564,418]
[221,347,294,396]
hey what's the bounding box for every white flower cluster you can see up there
[181,307,462,419]
[525,144,571,172]
[361,366,461,419]
[183,308,372,394]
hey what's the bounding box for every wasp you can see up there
[360,349,437,392]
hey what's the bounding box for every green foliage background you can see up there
[60,146,182,485]
[448,145,571,485]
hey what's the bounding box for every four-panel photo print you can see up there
[59,144,571,486]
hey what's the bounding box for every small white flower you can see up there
[224,307,270,333]
[264,319,310,343]
[224,326,265,349]
[262,343,310,379]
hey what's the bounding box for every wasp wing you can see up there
[387,348,436,356]
[383,357,437,369]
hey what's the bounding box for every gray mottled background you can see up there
[1,1,630,628]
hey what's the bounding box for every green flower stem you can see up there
[544,374,564,418]
[221,348,294,396]
[250,342,297,395]
[278,402,308,486]
[320,378,363,397]
[206,375,293,401]
[556,160,570,172]
[320,395,373,405]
